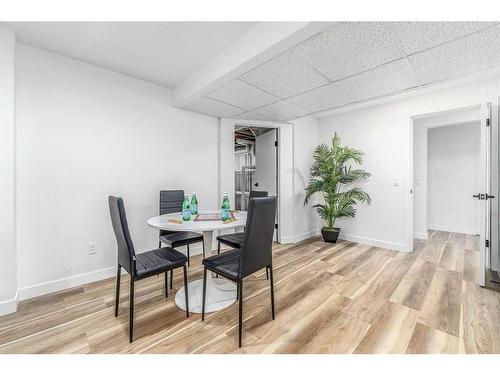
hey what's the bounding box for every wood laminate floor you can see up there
[1,231,499,354]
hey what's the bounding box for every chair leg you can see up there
[201,267,207,321]
[266,267,269,280]
[187,244,190,266]
[114,265,121,317]
[236,283,239,300]
[202,239,206,259]
[129,277,135,343]
[158,240,161,248]
[170,269,173,289]
[216,241,220,278]
[183,265,189,317]
[164,271,168,298]
[269,266,275,320]
[238,279,243,347]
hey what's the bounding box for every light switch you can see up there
[393,178,401,187]
[88,242,97,255]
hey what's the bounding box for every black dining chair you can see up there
[109,196,189,343]
[201,196,277,347]
[159,190,204,288]
[216,190,268,252]
[216,190,269,278]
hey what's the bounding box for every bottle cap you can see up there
[192,192,196,195]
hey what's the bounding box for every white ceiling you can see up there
[4,21,500,121]
[188,22,500,121]
[3,21,258,88]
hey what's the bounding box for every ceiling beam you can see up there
[172,21,331,108]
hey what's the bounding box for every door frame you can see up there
[219,118,294,244]
[406,104,482,253]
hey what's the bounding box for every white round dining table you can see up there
[147,210,247,314]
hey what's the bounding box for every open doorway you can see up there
[234,125,278,239]
[413,117,481,238]
[410,104,500,289]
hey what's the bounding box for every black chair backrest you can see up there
[249,190,268,199]
[239,196,277,278]
[160,190,184,215]
[109,196,135,275]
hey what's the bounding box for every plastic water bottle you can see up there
[191,192,198,215]
[182,194,191,221]
[221,192,230,221]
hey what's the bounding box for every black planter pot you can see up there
[321,227,340,243]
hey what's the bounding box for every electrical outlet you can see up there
[88,242,97,255]
[392,177,401,187]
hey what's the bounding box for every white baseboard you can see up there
[285,228,406,252]
[279,235,295,244]
[13,242,210,306]
[428,225,478,235]
[0,290,19,316]
[0,240,240,317]
[14,243,207,305]
[292,229,321,243]
[414,231,429,240]
[339,233,406,252]
[18,266,117,301]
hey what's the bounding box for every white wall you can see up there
[318,79,499,252]
[0,26,17,315]
[254,130,277,195]
[15,44,219,300]
[292,117,321,242]
[427,123,480,234]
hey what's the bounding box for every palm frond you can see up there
[340,168,371,184]
[312,204,329,222]
[304,179,326,204]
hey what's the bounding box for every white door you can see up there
[254,129,277,195]
[254,128,278,240]
[478,102,493,287]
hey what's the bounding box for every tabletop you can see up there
[147,210,247,232]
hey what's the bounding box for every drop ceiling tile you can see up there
[335,59,418,103]
[184,96,244,118]
[392,21,498,55]
[408,24,500,85]
[233,111,274,121]
[289,59,417,112]
[243,101,309,121]
[293,22,404,82]
[240,50,329,98]
[206,79,279,111]
[287,83,354,112]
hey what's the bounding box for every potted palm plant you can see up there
[304,133,371,243]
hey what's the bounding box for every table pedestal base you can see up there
[175,230,237,313]
[175,273,237,313]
